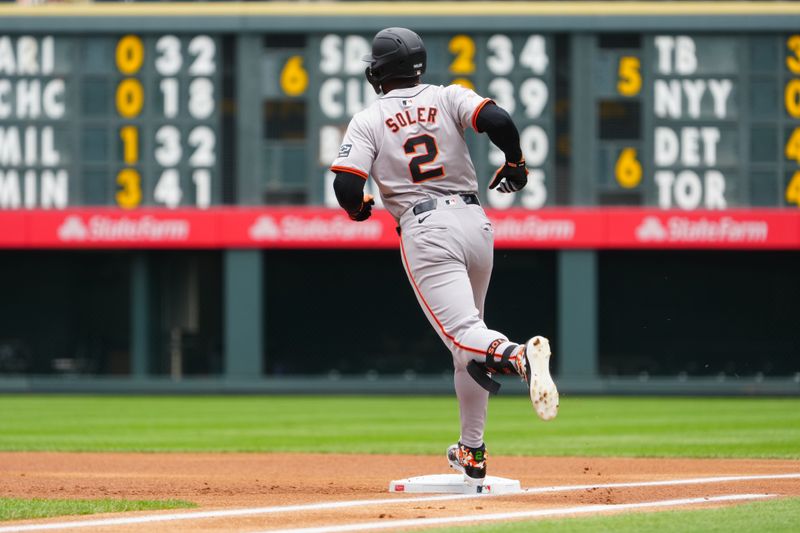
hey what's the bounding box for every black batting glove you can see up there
[349,195,375,221]
[489,159,528,193]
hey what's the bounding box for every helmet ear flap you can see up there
[365,66,382,94]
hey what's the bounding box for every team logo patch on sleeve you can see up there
[338,144,353,158]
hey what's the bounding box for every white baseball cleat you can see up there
[520,336,559,421]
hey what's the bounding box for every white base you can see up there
[389,474,521,494]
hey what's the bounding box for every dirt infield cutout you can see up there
[1,453,798,532]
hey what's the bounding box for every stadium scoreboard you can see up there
[1,17,800,213]
[0,33,222,210]
[586,33,800,209]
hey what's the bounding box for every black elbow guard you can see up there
[333,171,367,214]
[475,103,523,163]
[475,102,512,133]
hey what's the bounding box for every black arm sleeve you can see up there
[333,171,367,214]
[474,102,523,163]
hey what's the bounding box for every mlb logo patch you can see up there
[402,98,414,108]
[338,144,352,158]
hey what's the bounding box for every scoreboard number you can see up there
[155,35,182,76]
[192,169,211,209]
[784,127,800,162]
[115,35,144,75]
[153,169,212,209]
[120,125,138,165]
[188,36,216,76]
[188,78,214,120]
[154,168,182,208]
[155,125,182,167]
[784,79,800,118]
[488,78,515,114]
[449,35,476,75]
[520,78,548,118]
[519,35,548,75]
[488,77,548,118]
[615,148,643,189]
[116,78,144,119]
[116,168,142,210]
[617,56,642,97]
[280,55,308,97]
[188,126,216,167]
[786,171,800,206]
[160,78,179,118]
[786,35,800,74]
[487,34,514,75]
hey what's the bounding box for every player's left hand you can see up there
[489,159,528,193]
[349,194,375,221]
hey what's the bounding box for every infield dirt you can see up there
[1,453,799,531]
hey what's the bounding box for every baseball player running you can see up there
[331,28,558,486]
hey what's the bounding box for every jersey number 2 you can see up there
[404,134,444,182]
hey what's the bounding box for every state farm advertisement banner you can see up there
[606,210,800,249]
[0,208,400,249]
[0,208,798,250]
[488,210,606,249]
[236,210,393,248]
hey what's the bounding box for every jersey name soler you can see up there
[384,107,438,133]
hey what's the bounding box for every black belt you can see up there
[412,193,480,216]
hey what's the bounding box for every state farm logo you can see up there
[58,216,89,241]
[492,215,575,241]
[248,214,384,241]
[56,215,190,242]
[248,216,281,241]
[249,216,280,240]
[636,217,668,242]
[635,216,768,243]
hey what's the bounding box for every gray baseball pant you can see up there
[398,195,508,448]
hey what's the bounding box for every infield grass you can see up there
[0,497,195,521]
[0,395,798,457]
[439,496,800,532]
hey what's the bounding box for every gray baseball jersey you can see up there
[330,83,491,220]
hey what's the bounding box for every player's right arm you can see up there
[330,114,377,221]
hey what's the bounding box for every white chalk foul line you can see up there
[259,493,776,533]
[522,472,800,495]
[0,472,797,532]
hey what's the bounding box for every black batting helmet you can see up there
[363,28,426,93]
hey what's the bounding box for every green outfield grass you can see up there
[0,395,798,457]
[0,497,195,521]
[440,496,800,533]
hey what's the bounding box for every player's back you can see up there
[340,83,491,220]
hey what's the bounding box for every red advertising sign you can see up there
[605,210,800,249]
[488,209,606,249]
[0,207,798,250]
